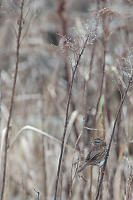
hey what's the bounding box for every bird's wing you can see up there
[86,148,104,162]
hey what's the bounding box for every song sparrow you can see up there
[77,138,107,173]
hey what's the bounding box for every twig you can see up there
[95,77,132,200]
[54,32,91,200]
[0,1,24,199]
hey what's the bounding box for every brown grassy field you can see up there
[0,0,133,199]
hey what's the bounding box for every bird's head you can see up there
[93,138,106,147]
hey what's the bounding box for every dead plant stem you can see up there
[0,1,24,199]
[54,34,90,200]
[95,78,132,200]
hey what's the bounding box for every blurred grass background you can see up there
[0,0,133,199]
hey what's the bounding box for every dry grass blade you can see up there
[0,127,11,188]
[8,125,74,152]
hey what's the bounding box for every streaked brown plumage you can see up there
[77,138,107,173]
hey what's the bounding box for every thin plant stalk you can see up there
[54,33,92,200]
[95,77,133,200]
[0,1,24,199]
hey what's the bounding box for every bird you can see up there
[77,138,107,173]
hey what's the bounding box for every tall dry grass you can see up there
[0,0,133,200]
